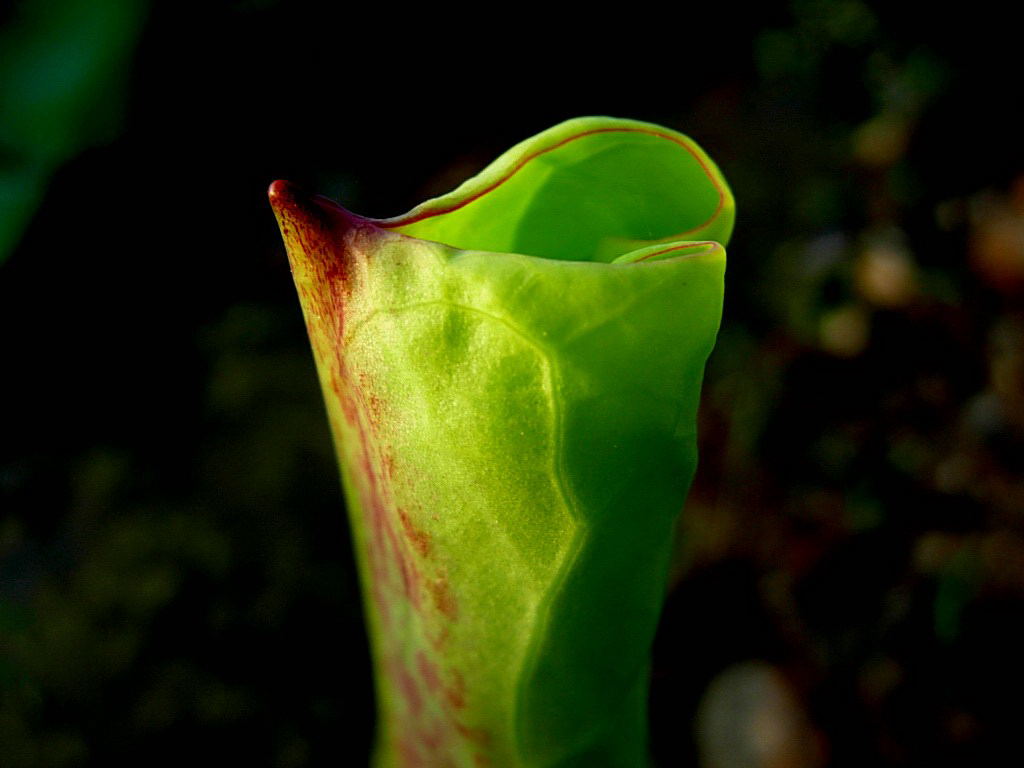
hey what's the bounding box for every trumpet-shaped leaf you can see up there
[269,116,733,767]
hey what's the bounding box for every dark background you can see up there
[2,1,1023,766]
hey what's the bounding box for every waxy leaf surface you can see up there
[269,117,734,767]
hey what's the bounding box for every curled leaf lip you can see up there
[270,116,734,267]
[375,125,730,238]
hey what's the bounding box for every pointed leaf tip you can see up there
[268,179,383,276]
[267,178,291,203]
[268,179,349,227]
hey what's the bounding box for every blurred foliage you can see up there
[654,1,1024,764]
[0,301,374,766]
[1,0,1023,765]
[0,0,148,263]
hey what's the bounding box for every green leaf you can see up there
[269,116,733,767]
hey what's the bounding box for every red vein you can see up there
[633,241,719,262]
